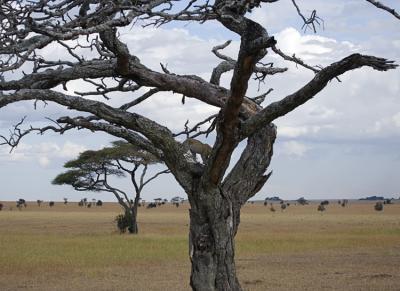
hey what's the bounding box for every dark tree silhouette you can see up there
[53,140,168,234]
[317,204,326,212]
[0,1,398,289]
[374,202,384,211]
[16,199,26,209]
[297,197,309,206]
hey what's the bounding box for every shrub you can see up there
[17,199,26,208]
[96,200,103,206]
[384,199,393,205]
[297,197,308,205]
[374,202,383,211]
[49,201,55,207]
[115,212,132,233]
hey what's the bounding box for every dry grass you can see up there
[0,201,399,290]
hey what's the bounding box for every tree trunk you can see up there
[189,186,241,291]
[126,208,138,234]
[127,192,141,234]
[188,126,276,291]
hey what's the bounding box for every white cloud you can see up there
[277,28,334,55]
[366,111,400,135]
[393,112,400,127]
[0,141,86,167]
[279,126,309,138]
[38,156,50,167]
[273,27,360,65]
[58,142,87,159]
[281,141,311,157]
[120,27,225,75]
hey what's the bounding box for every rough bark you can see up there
[189,185,240,291]
[127,207,138,234]
[131,193,141,234]
[188,126,276,291]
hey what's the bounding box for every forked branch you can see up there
[241,54,398,137]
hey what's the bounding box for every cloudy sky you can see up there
[1,0,399,202]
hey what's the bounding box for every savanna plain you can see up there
[0,201,399,291]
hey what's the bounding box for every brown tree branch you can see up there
[241,54,398,137]
[0,89,195,187]
[207,10,276,185]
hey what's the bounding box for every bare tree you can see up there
[53,140,169,234]
[0,1,398,290]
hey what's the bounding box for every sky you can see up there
[0,0,399,202]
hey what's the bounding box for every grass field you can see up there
[0,201,399,291]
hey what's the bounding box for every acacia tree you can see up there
[0,1,398,290]
[53,141,168,234]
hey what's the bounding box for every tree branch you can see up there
[241,54,398,137]
[366,0,400,20]
[207,12,276,185]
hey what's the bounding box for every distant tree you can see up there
[78,200,84,207]
[16,199,26,209]
[147,202,157,209]
[63,197,68,205]
[96,200,103,207]
[0,203,3,211]
[317,204,326,212]
[383,199,393,205]
[36,200,43,207]
[297,197,309,205]
[53,140,169,234]
[280,203,286,211]
[321,200,329,206]
[154,198,163,206]
[374,202,383,211]
[49,201,55,207]
[171,196,184,205]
